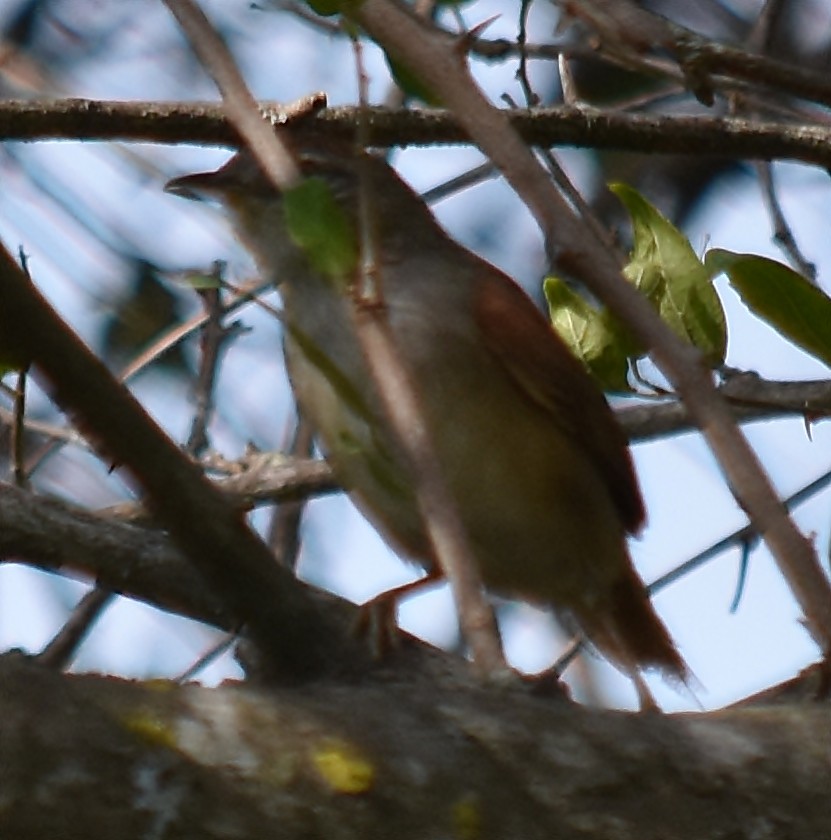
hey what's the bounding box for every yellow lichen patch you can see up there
[452,794,482,840]
[121,711,178,749]
[311,738,375,795]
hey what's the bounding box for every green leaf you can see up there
[706,249,831,368]
[283,177,358,283]
[611,182,727,365]
[543,276,635,391]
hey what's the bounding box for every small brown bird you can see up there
[166,139,690,707]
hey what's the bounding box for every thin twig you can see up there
[351,34,507,676]
[755,161,817,282]
[186,278,245,456]
[34,588,115,670]
[119,276,274,383]
[10,369,27,488]
[745,0,787,54]
[740,3,817,283]
[267,415,315,571]
[175,631,238,683]
[420,161,499,204]
[524,43,623,267]
[649,466,831,596]
[164,0,304,186]
[516,0,537,108]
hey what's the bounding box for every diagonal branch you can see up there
[0,244,360,680]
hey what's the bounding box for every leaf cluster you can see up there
[546,185,831,390]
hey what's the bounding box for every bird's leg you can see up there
[631,670,660,712]
[353,568,444,657]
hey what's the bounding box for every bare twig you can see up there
[186,279,245,456]
[352,33,506,675]
[100,452,337,523]
[34,588,115,670]
[11,249,31,488]
[164,0,305,186]
[9,369,27,487]
[745,0,787,55]
[119,275,272,382]
[755,162,817,282]
[649,465,831,597]
[267,416,315,571]
[421,161,499,203]
[516,0,537,108]
[175,631,238,682]
[740,3,817,283]
[556,52,579,107]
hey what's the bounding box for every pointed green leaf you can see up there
[283,177,358,283]
[611,182,727,365]
[543,276,635,391]
[706,249,831,368]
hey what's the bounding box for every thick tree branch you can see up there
[1,654,829,839]
[3,99,831,167]
[0,474,354,634]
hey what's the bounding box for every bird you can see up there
[166,136,690,708]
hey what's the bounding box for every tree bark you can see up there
[1,653,828,839]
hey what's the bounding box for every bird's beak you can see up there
[166,154,280,203]
[164,171,222,202]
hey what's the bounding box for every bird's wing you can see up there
[474,270,646,534]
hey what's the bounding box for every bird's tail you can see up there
[575,565,693,708]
